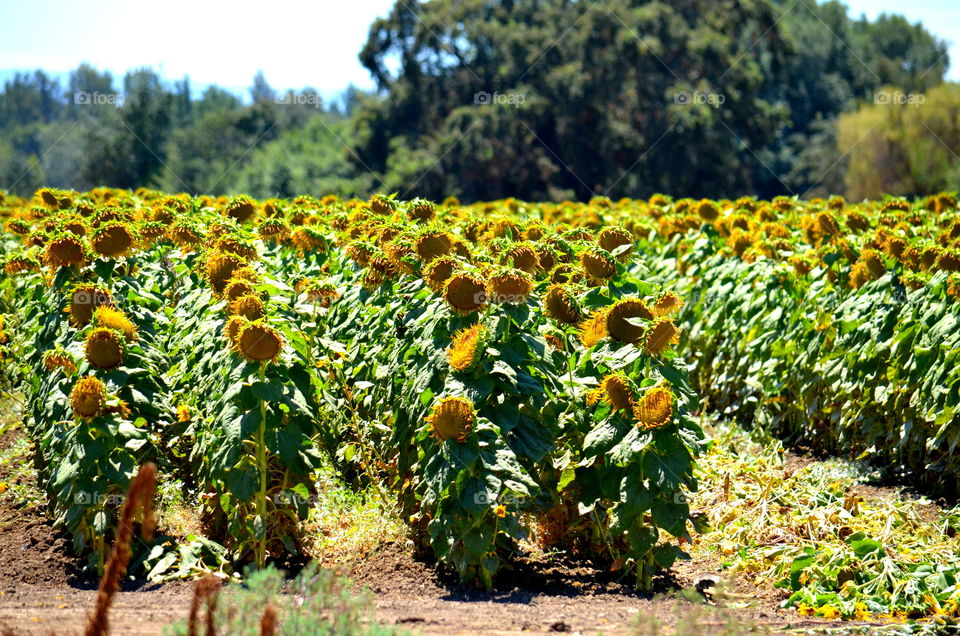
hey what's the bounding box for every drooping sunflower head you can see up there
[368,194,397,216]
[407,198,435,223]
[634,386,675,429]
[91,222,136,258]
[606,299,654,344]
[597,227,634,259]
[229,294,265,321]
[414,230,452,262]
[696,200,720,222]
[85,328,124,369]
[224,196,257,223]
[935,249,960,273]
[580,247,617,281]
[237,322,284,363]
[205,252,246,295]
[346,241,375,268]
[44,234,87,269]
[43,350,77,375]
[70,376,107,420]
[67,285,113,327]
[169,221,204,249]
[444,273,487,315]
[861,249,886,278]
[644,318,681,356]
[578,308,609,348]
[587,373,638,411]
[93,306,138,341]
[543,285,581,324]
[424,257,457,292]
[258,218,290,243]
[816,212,840,237]
[652,292,684,317]
[224,279,258,303]
[290,226,328,253]
[502,244,539,273]
[447,322,489,372]
[224,315,247,349]
[486,268,533,304]
[426,396,475,443]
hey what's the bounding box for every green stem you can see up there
[255,362,268,568]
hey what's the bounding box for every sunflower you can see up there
[861,249,886,278]
[91,222,135,257]
[426,397,475,443]
[502,244,539,273]
[634,387,675,429]
[578,309,609,348]
[815,212,839,237]
[224,316,247,349]
[587,373,638,411]
[425,257,457,291]
[224,196,257,223]
[3,254,39,275]
[229,294,265,321]
[347,242,374,267]
[170,222,203,249]
[290,226,327,252]
[597,227,634,259]
[224,279,257,303]
[93,306,138,341]
[580,248,616,280]
[67,285,113,327]
[448,323,488,372]
[368,194,396,216]
[258,218,290,243]
[407,199,435,222]
[935,250,960,272]
[444,273,487,315]
[543,285,581,324]
[70,376,107,420]
[652,292,684,317]
[238,323,284,362]
[696,200,719,222]
[215,237,258,261]
[44,235,86,268]
[534,245,558,272]
[206,252,246,295]
[606,299,654,343]
[43,351,77,375]
[644,318,681,356]
[85,328,124,369]
[415,231,452,262]
[486,269,533,304]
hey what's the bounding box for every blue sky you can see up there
[0,0,956,99]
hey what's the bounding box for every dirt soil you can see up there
[0,427,856,635]
[0,510,834,635]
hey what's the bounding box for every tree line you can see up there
[0,0,956,202]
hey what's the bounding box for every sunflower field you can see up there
[0,187,957,593]
[0,188,708,589]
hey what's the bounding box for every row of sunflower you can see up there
[631,193,960,497]
[0,188,703,588]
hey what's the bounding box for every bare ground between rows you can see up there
[0,507,844,635]
[0,426,883,635]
